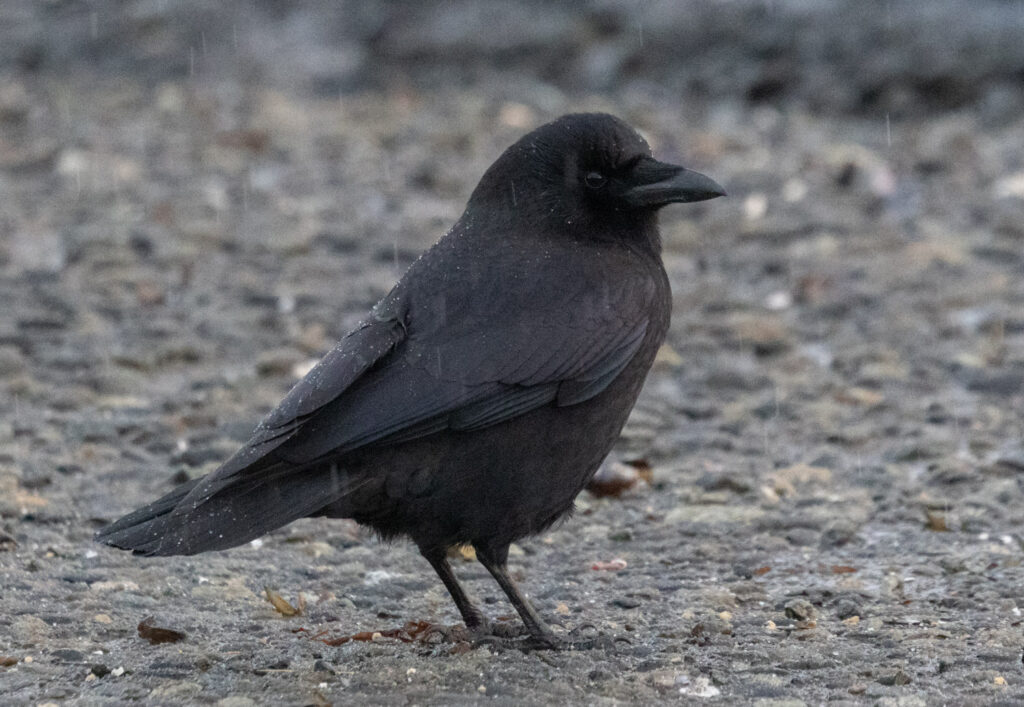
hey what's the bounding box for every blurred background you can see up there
[2,1,1024,703]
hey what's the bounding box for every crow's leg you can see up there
[475,545,560,647]
[421,548,489,633]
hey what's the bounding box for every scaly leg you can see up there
[475,546,560,647]
[421,548,488,632]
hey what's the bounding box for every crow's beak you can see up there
[623,157,726,209]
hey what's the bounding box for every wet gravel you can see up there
[2,1,1024,704]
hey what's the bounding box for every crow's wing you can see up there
[271,264,656,463]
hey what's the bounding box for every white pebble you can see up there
[765,290,792,311]
[743,193,768,221]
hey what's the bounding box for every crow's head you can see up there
[468,113,724,239]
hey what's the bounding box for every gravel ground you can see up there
[2,2,1024,704]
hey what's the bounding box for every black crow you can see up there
[96,113,725,648]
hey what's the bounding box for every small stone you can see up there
[744,193,768,220]
[834,597,861,620]
[820,521,858,548]
[784,599,817,621]
[785,528,819,547]
[498,102,536,130]
[877,668,912,686]
[313,660,335,674]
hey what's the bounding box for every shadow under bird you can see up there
[96,113,725,649]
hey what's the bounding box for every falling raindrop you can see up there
[885,112,891,148]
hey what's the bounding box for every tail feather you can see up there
[94,476,204,554]
[95,463,372,556]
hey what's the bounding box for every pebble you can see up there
[784,599,817,621]
[877,669,913,686]
[833,598,861,620]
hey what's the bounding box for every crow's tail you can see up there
[94,462,369,556]
[94,476,204,555]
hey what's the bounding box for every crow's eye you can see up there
[584,172,607,189]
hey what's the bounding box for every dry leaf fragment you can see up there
[448,544,476,561]
[654,344,683,367]
[137,617,186,645]
[924,509,948,531]
[591,558,628,571]
[264,587,304,617]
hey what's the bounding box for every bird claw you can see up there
[462,620,522,645]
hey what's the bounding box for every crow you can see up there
[96,113,725,649]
